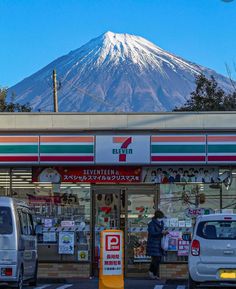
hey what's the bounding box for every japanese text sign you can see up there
[100,230,123,276]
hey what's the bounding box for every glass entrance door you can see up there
[92,188,122,276]
[125,187,157,277]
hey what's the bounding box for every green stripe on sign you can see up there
[151,144,205,154]
[0,145,38,154]
[40,145,94,154]
[208,144,236,153]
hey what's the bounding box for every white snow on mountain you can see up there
[8,31,234,112]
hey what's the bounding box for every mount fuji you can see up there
[8,31,234,112]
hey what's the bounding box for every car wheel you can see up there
[16,267,24,289]
[29,261,38,286]
[188,274,198,289]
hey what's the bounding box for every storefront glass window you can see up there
[0,169,10,196]
[127,193,155,264]
[159,183,221,262]
[9,168,91,263]
[221,170,236,214]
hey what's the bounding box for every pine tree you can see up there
[174,74,227,111]
[0,87,31,112]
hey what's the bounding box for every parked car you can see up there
[188,213,236,288]
[0,197,38,289]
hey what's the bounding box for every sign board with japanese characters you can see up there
[185,207,214,218]
[32,166,141,183]
[177,239,190,256]
[100,230,123,276]
[96,136,150,164]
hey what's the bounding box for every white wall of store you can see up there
[0,112,236,132]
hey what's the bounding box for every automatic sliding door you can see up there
[126,187,157,277]
[93,188,121,276]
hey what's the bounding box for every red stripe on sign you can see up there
[40,156,94,162]
[151,156,206,162]
[208,136,236,142]
[151,136,206,143]
[0,156,38,162]
[208,156,236,161]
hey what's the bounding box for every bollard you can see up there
[99,230,124,289]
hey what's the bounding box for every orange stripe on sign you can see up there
[208,136,236,142]
[40,136,94,143]
[0,136,38,143]
[151,136,206,143]
[113,137,130,143]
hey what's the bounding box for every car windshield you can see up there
[197,220,236,240]
[0,207,13,234]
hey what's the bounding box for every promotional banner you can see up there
[32,166,141,183]
[28,195,61,204]
[142,166,220,184]
[96,136,150,164]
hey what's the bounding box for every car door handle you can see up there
[223,250,234,254]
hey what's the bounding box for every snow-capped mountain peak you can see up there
[8,31,234,112]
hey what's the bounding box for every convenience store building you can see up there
[0,112,236,279]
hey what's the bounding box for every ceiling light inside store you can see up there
[11,186,35,189]
[12,181,31,184]
[13,172,32,175]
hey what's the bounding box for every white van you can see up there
[0,197,38,289]
[188,214,236,288]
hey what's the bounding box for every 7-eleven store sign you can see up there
[96,136,150,164]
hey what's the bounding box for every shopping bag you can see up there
[161,234,169,251]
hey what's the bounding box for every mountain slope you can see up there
[8,31,234,112]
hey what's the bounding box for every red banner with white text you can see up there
[32,166,142,183]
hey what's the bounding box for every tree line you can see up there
[0,87,31,112]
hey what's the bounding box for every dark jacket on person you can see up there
[146,218,164,257]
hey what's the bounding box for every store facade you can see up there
[1,112,236,279]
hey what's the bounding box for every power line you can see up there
[58,74,118,111]
[40,72,120,112]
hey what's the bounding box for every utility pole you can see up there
[53,69,58,112]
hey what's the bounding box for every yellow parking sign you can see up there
[99,230,124,289]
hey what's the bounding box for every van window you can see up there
[18,210,35,236]
[18,210,29,235]
[27,213,35,236]
[0,207,13,234]
[197,220,236,240]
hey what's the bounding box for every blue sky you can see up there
[0,0,236,87]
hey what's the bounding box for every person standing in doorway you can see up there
[146,209,168,279]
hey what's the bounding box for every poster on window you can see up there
[58,232,74,254]
[133,234,151,263]
[168,237,178,251]
[43,232,56,243]
[77,250,89,261]
[177,239,190,256]
[142,167,220,184]
[167,231,180,251]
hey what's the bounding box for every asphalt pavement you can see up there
[1,278,188,289]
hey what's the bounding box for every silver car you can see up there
[188,213,236,288]
[0,197,38,289]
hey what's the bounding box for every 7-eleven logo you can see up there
[112,137,133,162]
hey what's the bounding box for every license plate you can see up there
[219,269,236,279]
